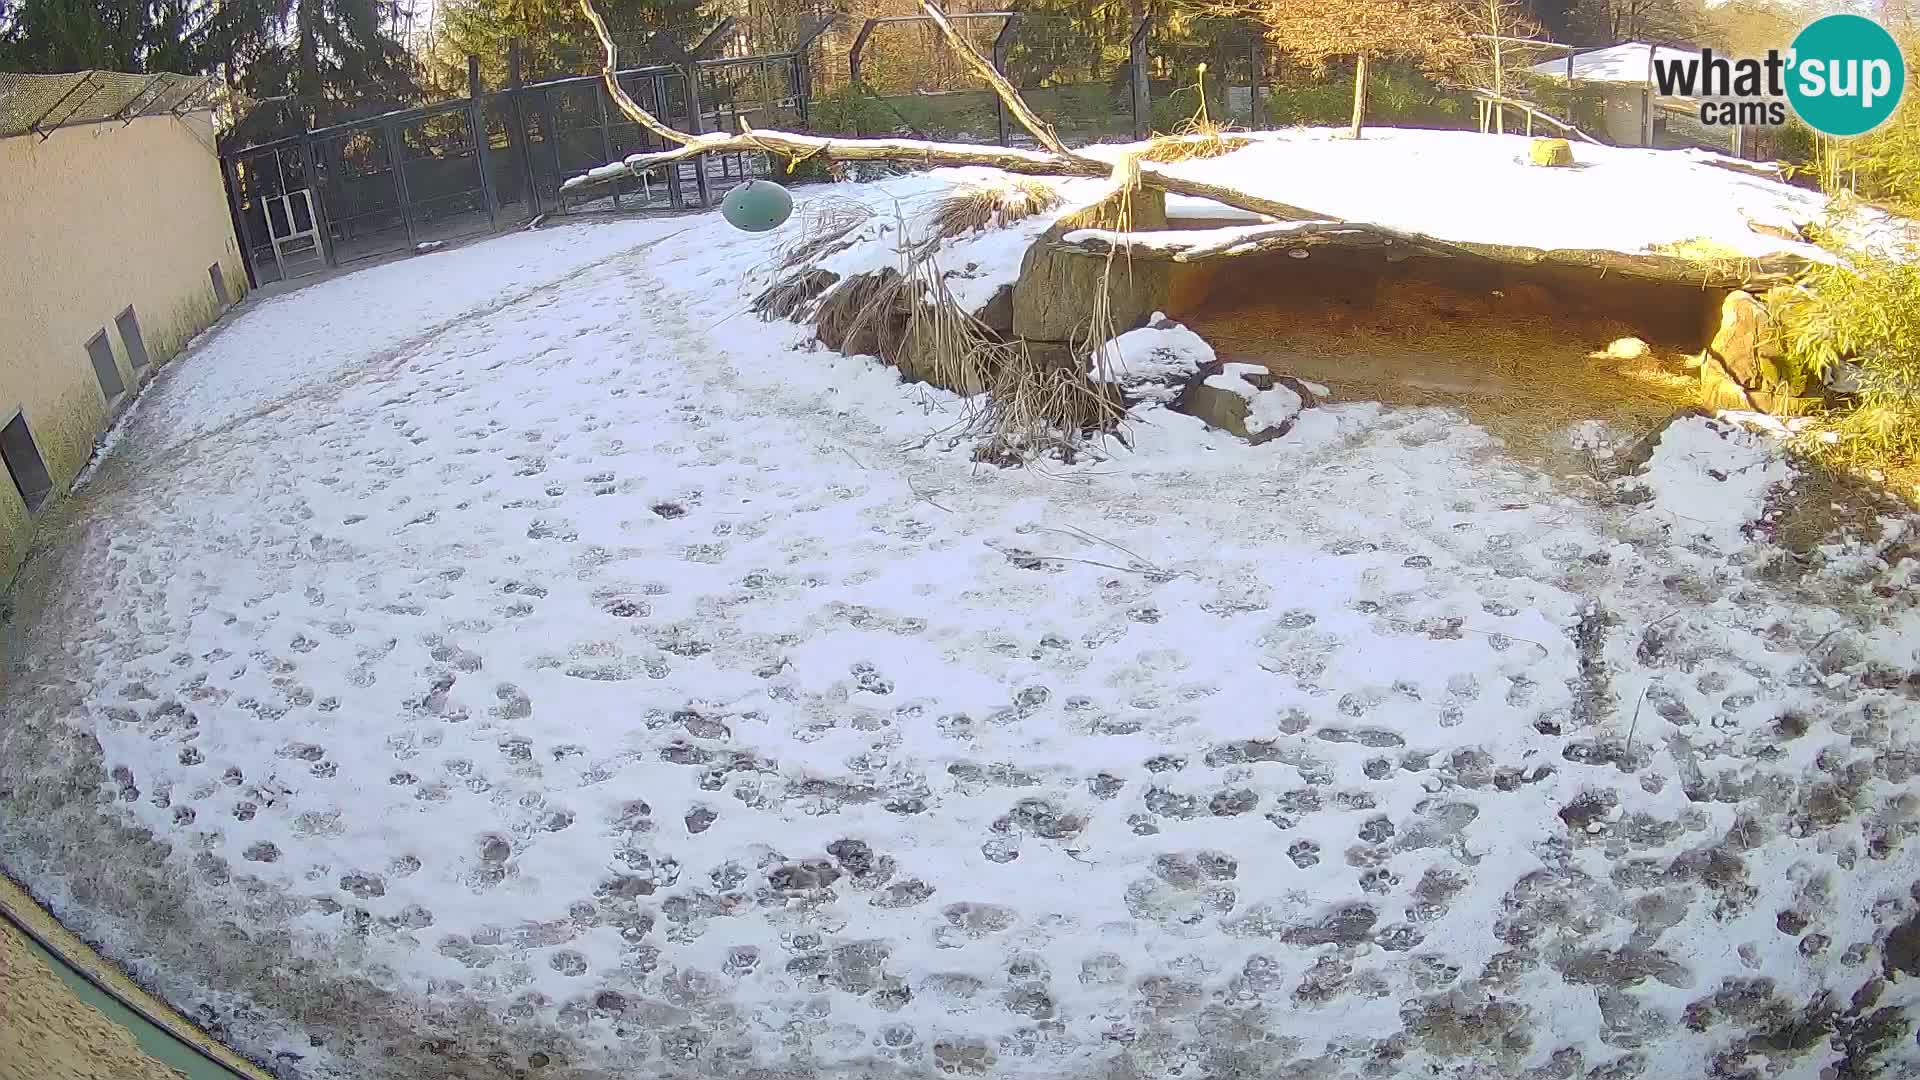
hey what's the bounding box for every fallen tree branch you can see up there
[1055,222,1811,286]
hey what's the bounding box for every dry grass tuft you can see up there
[780,197,877,270]
[807,203,1126,460]
[753,268,840,321]
[1137,70,1252,163]
[927,177,1065,241]
[1647,235,1766,285]
[1138,127,1251,163]
[813,268,908,359]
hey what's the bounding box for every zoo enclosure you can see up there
[218,13,1285,286]
[220,25,817,285]
[233,13,1740,290]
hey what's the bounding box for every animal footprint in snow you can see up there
[850,662,893,694]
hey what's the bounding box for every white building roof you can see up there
[1529,42,1698,85]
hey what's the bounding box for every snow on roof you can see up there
[1530,42,1698,85]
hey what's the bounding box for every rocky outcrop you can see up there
[1172,361,1315,444]
[1701,288,1824,416]
[1012,187,1170,345]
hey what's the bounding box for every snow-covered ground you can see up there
[4,164,1920,1080]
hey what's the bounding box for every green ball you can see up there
[720,179,793,233]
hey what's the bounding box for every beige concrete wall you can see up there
[1597,86,1650,145]
[0,110,246,580]
[1,876,273,1080]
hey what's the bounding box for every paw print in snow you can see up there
[851,662,893,695]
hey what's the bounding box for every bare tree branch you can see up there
[918,0,1082,162]
[579,0,697,147]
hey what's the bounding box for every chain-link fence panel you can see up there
[0,71,218,139]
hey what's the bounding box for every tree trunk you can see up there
[1489,0,1504,135]
[1349,53,1368,139]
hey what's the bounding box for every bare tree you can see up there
[1197,0,1470,138]
[1466,0,1541,134]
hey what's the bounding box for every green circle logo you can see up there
[1787,14,1906,137]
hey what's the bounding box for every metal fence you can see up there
[812,13,1274,145]
[0,70,220,140]
[220,46,810,285]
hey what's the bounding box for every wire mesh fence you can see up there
[0,70,219,139]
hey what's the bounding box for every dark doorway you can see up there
[1,412,53,512]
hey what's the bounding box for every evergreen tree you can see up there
[0,0,414,127]
[1,0,147,71]
[222,0,417,120]
[429,0,709,88]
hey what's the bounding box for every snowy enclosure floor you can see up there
[3,192,1920,1080]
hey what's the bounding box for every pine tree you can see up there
[223,0,417,120]
[429,0,709,88]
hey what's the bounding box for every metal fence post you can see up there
[993,14,1019,147]
[539,86,564,212]
[684,66,710,206]
[467,56,500,230]
[296,132,336,267]
[791,15,835,129]
[1248,32,1265,128]
[657,74,684,210]
[848,18,878,87]
[384,118,417,247]
[507,39,538,216]
[682,19,736,207]
[1130,16,1153,141]
[219,155,261,290]
[597,80,621,210]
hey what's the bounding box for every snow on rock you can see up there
[1245,380,1304,433]
[1124,128,1906,262]
[1632,415,1793,547]
[799,168,1100,314]
[1202,361,1272,397]
[3,173,1919,1080]
[1092,313,1216,403]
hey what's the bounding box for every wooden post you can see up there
[1350,53,1368,139]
